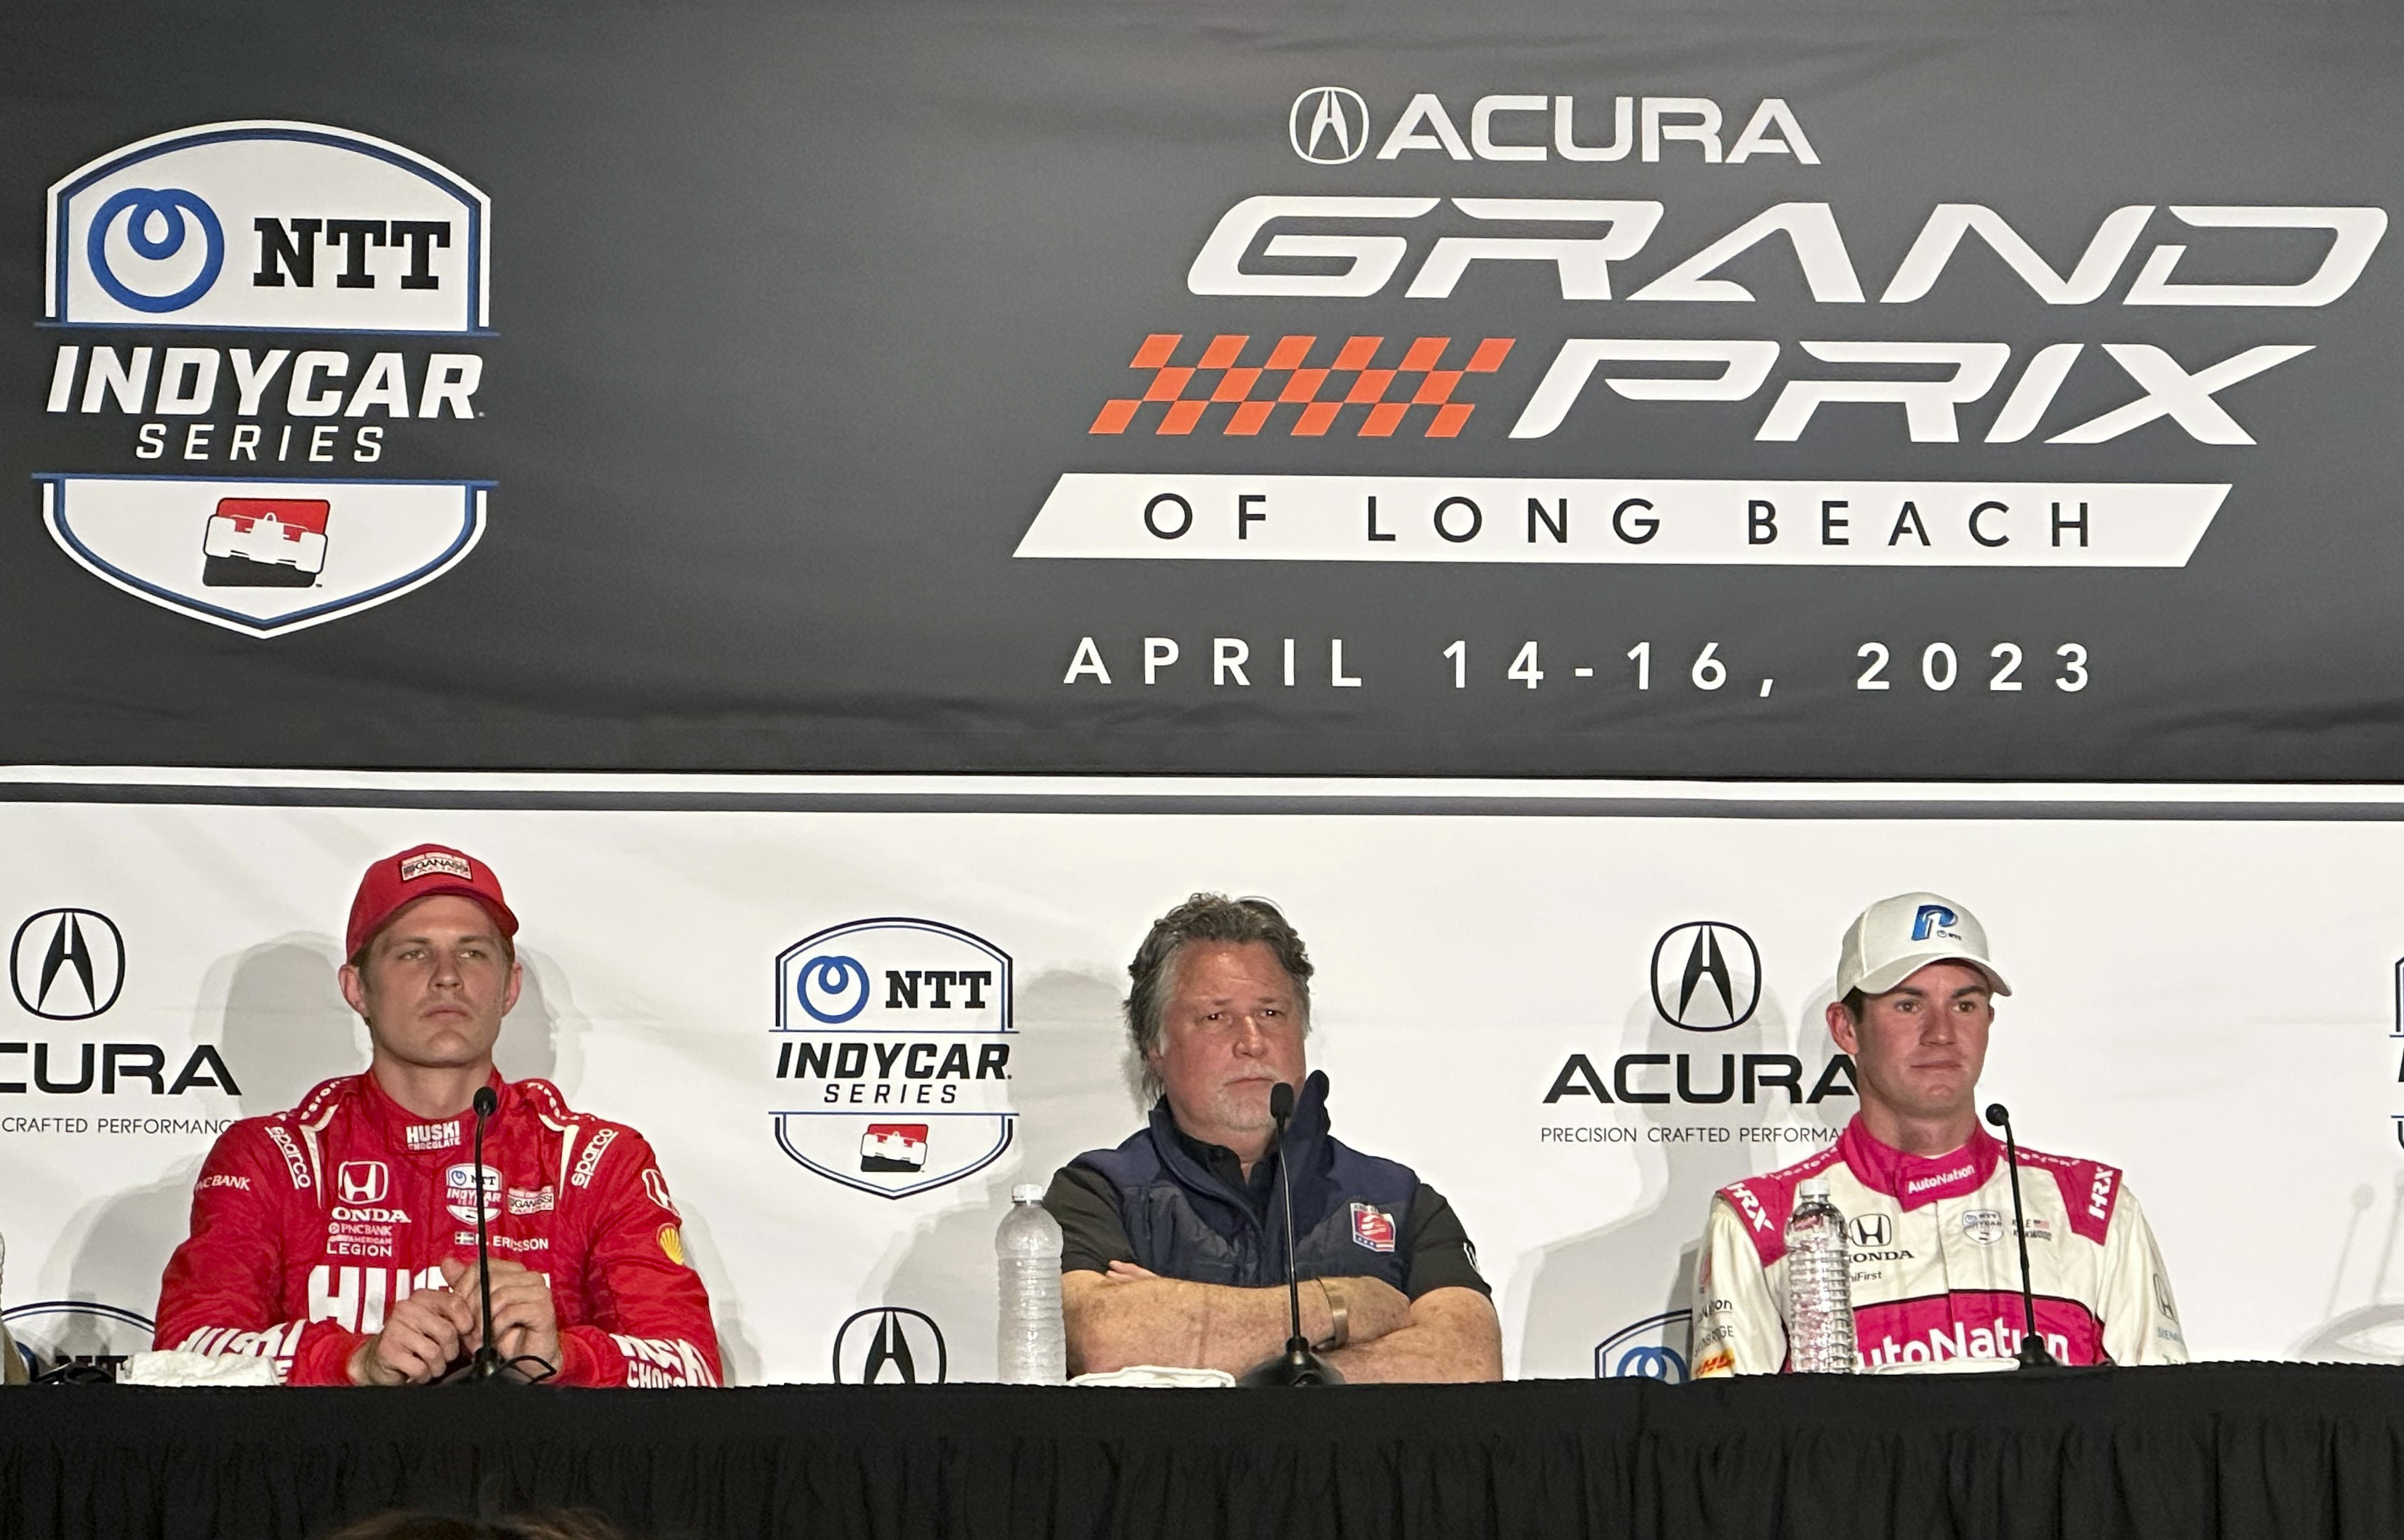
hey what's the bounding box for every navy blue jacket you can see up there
[1068,1072,1420,1292]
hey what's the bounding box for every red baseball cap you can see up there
[345,843,520,960]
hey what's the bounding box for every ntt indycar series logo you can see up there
[770,919,1015,1200]
[39,122,492,635]
[47,121,487,331]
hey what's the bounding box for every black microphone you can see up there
[462,1085,505,1383]
[1984,1103,2060,1369]
[1238,1080,1342,1387]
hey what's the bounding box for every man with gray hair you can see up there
[1043,894,1502,1381]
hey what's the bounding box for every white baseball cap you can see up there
[1834,892,2011,1000]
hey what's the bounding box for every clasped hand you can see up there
[345,1256,561,1385]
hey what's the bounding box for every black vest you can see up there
[1072,1071,1419,1291]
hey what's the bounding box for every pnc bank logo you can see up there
[9,909,126,1022]
[1289,87,1370,164]
[832,1307,947,1384]
[1649,921,1760,1032]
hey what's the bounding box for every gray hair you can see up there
[1126,894,1313,1100]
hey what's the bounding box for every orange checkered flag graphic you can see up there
[1091,333,1514,438]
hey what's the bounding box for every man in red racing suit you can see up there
[1691,891,2186,1376]
[153,843,720,1387]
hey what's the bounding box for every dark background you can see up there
[4,1,2399,779]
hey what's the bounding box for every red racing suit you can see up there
[154,1071,721,1387]
[1691,1116,2187,1375]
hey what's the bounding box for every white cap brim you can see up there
[1850,949,2011,999]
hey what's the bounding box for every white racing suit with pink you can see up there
[1691,1116,2187,1375]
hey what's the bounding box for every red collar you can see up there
[1836,1116,2000,1210]
[353,1067,507,1157]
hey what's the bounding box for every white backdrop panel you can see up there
[0,801,2394,1381]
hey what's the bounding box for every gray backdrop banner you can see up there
[5,2,2399,779]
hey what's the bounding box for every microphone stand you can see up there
[1984,1102,2060,1369]
[460,1086,509,1384]
[1239,1082,1342,1387]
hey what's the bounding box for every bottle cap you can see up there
[1011,1183,1046,1203]
[1797,1176,1831,1200]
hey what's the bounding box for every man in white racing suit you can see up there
[1691,892,2187,1375]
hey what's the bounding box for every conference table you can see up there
[3,1364,2399,1540]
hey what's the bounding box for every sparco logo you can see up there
[1649,921,1759,1031]
[832,1307,947,1384]
[11,909,125,1021]
[772,918,1015,1200]
[1289,88,1369,164]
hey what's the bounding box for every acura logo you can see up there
[1851,1214,1892,1248]
[10,909,125,1022]
[1648,921,1760,1032]
[1289,87,1370,164]
[832,1306,946,1385]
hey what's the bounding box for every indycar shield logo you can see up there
[41,476,486,635]
[4,1300,155,1381]
[771,918,1015,1199]
[1595,1310,1691,1382]
[47,120,487,332]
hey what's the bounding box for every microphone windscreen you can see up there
[1269,1081,1295,1120]
[473,1086,500,1118]
[1983,1102,2008,1127]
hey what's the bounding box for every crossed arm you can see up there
[1062,1262,1502,1382]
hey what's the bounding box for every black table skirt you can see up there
[5,1365,2403,1540]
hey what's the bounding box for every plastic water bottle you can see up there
[1785,1176,1857,1373]
[995,1184,1065,1383]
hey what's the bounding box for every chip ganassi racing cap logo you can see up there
[10,908,126,1022]
[1649,921,1760,1032]
[771,918,1016,1200]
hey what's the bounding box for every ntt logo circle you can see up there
[1290,87,1369,164]
[796,955,870,1024]
[87,187,224,313]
